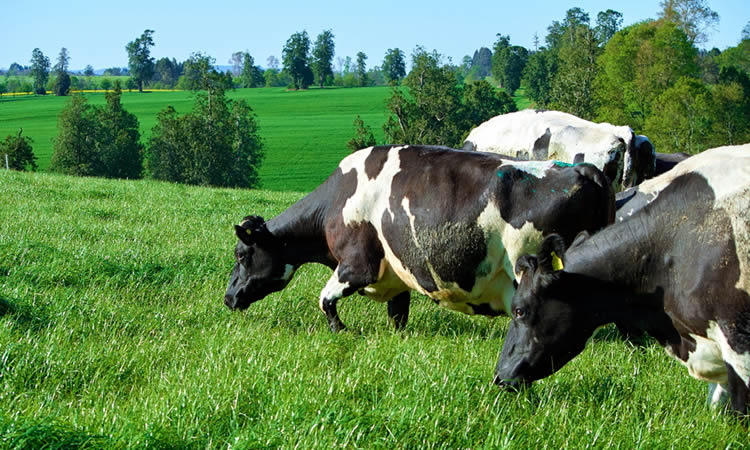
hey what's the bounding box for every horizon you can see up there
[1,0,747,72]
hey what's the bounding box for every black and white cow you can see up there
[224,145,614,333]
[494,144,750,415]
[463,110,656,191]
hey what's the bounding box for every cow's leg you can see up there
[725,363,749,416]
[319,263,378,333]
[707,382,729,410]
[387,292,410,330]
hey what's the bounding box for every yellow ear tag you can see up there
[551,251,564,271]
[246,229,252,235]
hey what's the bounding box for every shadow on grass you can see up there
[0,295,51,333]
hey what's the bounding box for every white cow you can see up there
[463,110,655,191]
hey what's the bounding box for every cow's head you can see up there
[224,216,295,310]
[494,234,606,389]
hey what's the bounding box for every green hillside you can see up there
[0,87,391,192]
[1,170,747,448]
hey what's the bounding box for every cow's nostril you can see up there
[224,295,234,308]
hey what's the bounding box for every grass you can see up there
[1,169,748,448]
[0,87,391,192]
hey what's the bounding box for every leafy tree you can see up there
[153,57,181,87]
[716,39,750,74]
[461,79,517,131]
[382,48,406,84]
[240,52,264,88]
[469,47,493,80]
[312,29,335,88]
[550,23,600,119]
[595,20,698,130]
[100,78,112,91]
[658,0,719,45]
[230,52,244,76]
[147,71,264,187]
[54,72,71,96]
[83,65,95,77]
[282,31,313,89]
[96,82,143,178]
[491,35,510,81]
[356,52,368,86]
[30,48,50,95]
[595,9,623,45]
[522,49,556,107]
[54,47,70,73]
[743,21,750,41]
[644,76,714,154]
[50,86,143,178]
[266,55,280,70]
[347,115,377,151]
[493,43,528,94]
[126,29,155,92]
[710,67,750,145]
[50,95,100,176]
[180,53,231,92]
[0,129,37,171]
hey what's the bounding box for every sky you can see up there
[1,0,747,72]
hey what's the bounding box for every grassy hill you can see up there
[1,169,747,448]
[0,87,392,192]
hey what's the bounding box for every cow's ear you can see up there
[538,234,566,273]
[514,254,538,279]
[235,215,269,246]
[235,225,254,246]
[571,231,589,249]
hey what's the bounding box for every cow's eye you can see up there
[513,307,525,319]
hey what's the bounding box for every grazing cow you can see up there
[494,144,750,415]
[463,110,656,191]
[224,145,614,333]
[654,152,691,177]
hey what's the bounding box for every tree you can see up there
[54,47,70,73]
[53,47,71,96]
[147,73,264,187]
[153,57,181,88]
[267,55,280,70]
[595,20,698,130]
[240,52,263,88]
[595,9,623,45]
[312,29,335,88]
[461,79,517,131]
[658,0,719,45]
[493,43,528,94]
[230,51,244,76]
[30,48,50,95]
[347,115,377,151]
[282,31,313,89]
[100,78,112,91]
[181,53,231,92]
[644,76,714,154]
[382,48,406,84]
[126,29,155,92]
[355,52,368,86]
[54,72,71,96]
[550,23,600,119]
[743,21,750,41]
[0,129,37,171]
[50,95,100,176]
[710,67,750,146]
[96,82,144,178]
[83,65,95,77]
[522,49,556,107]
[469,47,493,80]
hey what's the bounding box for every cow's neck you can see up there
[266,183,334,268]
[563,218,682,348]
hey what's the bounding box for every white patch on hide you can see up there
[674,321,750,386]
[319,268,351,311]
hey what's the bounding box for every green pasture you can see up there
[1,170,748,448]
[0,87,392,192]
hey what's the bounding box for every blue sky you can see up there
[1,0,747,71]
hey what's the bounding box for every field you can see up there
[0,87,392,192]
[0,85,534,192]
[1,170,748,448]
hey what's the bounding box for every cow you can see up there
[654,151,691,177]
[224,145,615,334]
[494,144,750,415]
[462,110,656,191]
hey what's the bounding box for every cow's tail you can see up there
[574,163,616,226]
